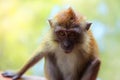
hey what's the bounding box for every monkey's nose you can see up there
[64,42,71,48]
[63,41,73,50]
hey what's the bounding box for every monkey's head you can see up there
[49,7,92,53]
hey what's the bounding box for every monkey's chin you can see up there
[64,50,72,54]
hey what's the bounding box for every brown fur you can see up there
[52,7,86,29]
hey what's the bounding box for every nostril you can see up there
[64,43,73,51]
[65,46,70,49]
[63,41,71,48]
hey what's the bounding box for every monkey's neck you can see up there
[55,48,89,78]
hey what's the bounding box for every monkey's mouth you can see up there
[63,46,73,53]
[61,43,74,54]
[64,49,72,53]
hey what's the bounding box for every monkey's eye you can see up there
[68,32,76,38]
[58,31,65,37]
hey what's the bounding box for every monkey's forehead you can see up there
[53,10,86,25]
[52,15,86,28]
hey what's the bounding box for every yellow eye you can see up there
[58,31,65,36]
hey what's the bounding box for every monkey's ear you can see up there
[48,19,53,28]
[86,22,92,30]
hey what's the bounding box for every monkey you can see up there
[2,7,101,80]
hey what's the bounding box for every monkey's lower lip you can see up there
[64,50,72,53]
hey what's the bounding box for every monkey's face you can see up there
[54,27,82,53]
[48,7,92,53]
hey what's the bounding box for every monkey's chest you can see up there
[56,52,86,79]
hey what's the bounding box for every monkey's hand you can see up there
[2,71,21,80]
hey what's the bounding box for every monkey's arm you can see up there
[81,58,101,80]
[2,52,46,80]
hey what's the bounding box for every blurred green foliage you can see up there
[0,0,120,80]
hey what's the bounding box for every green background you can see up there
[0,0,120,80]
